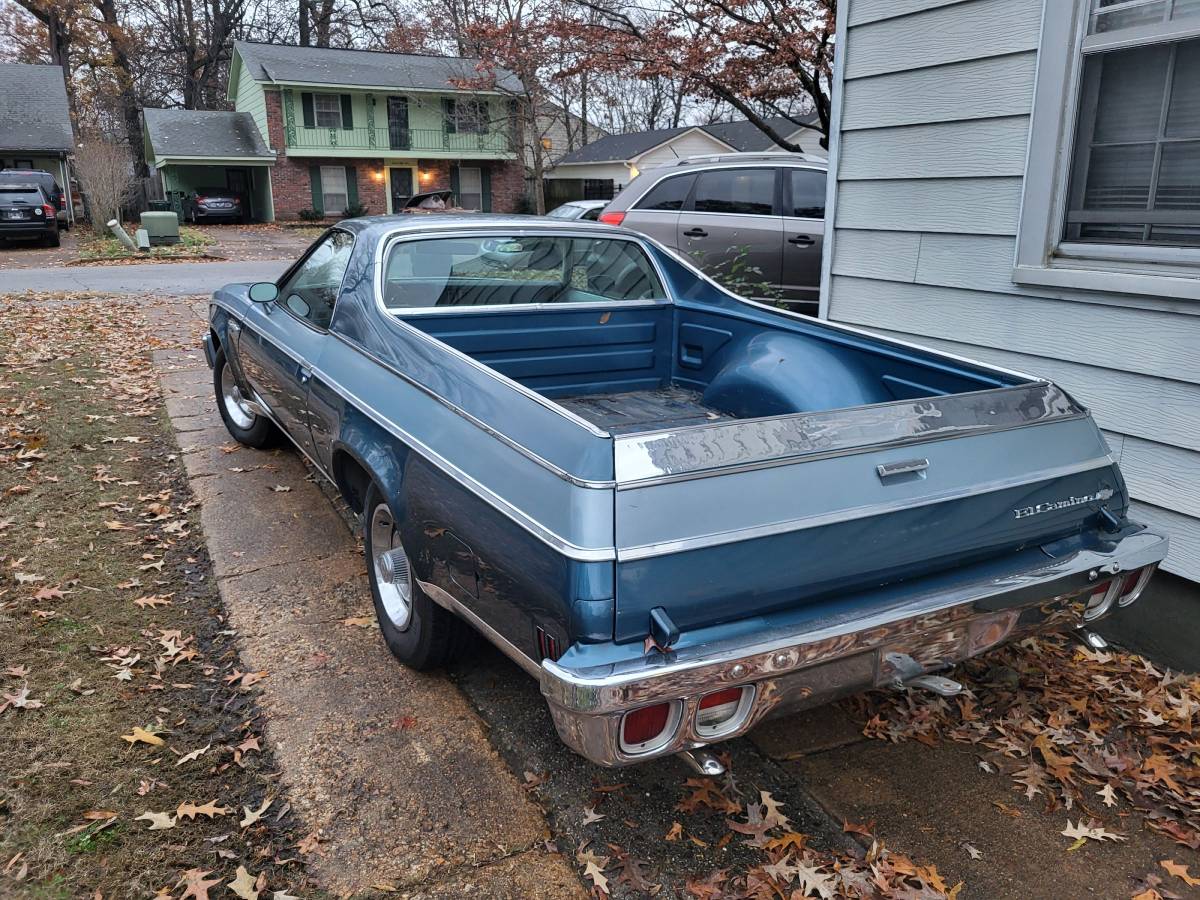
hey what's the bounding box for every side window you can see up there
[692,168,775,215]
[277,230,355,329]
[634,174,696,211]
[789,168,826,219]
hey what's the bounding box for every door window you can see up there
[788,168,826,219]
[634,174,696,211]
[692,168,775,215]
[276,229,355,329]
[458,167,483,210]
[320,166,348,215]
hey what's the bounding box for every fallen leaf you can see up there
[228,866,260,900]
[581,806,605,825]
[133,595,171,609]
[341,616,373,628]
[134,811,177,830]
[1160,859,1200,887]
[241,797,273,829]
[176,801,231,820]
[1097,784,1118,808]
[271,485,291,493]
[1,687,44,712]
[175,743,211,766]
[583,860,609,894]
[1062,819,1126,847]
[177,868,221,900]
[121,726,165,747]
[664,821,682,841]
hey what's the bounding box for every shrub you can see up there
[344,202,368,218]
[297,208,323,221]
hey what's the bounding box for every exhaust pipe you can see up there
[677,749,725,776]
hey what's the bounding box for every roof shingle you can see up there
[0,64,74,153]
[234,41,523,94]
[143,108,274,161]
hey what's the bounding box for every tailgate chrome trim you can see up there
[616,454,1115,561]
[613,381,1084,485]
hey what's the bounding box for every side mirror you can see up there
[248,282,278,303]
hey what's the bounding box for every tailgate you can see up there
[611,383,1122,642]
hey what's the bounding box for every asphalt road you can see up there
[0,259,288,295]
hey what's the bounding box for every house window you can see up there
[321,165,348,214]
[1014,1,1200,300]
[457,167,483,210]
[314,94,343,129]
[450,99,488,134]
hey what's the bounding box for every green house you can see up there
[144,41,526,222]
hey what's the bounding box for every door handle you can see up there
[788,235,815,246]
[298,365,313,385]
[683,228,708,238]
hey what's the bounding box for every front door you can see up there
[226,168,251,221]
[677,167,783,300]
[387,97,410,150]
[388,168,414,213]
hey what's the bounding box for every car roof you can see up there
[339,212,639,243]
[642,153,827,173]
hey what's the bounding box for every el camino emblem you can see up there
[1013,488,1114,519]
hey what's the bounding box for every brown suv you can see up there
[599,153,827,314]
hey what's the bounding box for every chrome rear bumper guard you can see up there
[539,528,1168,767]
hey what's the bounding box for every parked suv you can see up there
[0,169,69,230]
[600,153,827,313]
[0,182,61,247]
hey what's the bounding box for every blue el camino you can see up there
[204,215,1167,771]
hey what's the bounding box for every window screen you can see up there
[692,169,775,216]
[382,236,665,309]
[634,174,696,211]
[1065,35,1200,245]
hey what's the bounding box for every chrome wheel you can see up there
[220,363,256,430]
[371,503,412,630]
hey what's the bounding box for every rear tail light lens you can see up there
[1083,579,1118,621]
[42,204,54,218]
[598,211,625,226]
[535,625,561,661]
[620,701,680,755]
[696,686,753,737]
[1118,565,1154,607]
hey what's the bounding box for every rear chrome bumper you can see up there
[540,528,1168,767]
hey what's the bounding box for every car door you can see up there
[779,166,827,312]
[676,167,783,299]
[620,172,697,251]
[237,229,355,463]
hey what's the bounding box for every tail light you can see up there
[598,211,625,226]
[620,701,680,755]
[696,686,753,737]
[1083,578,1119,621]
[42,204,54,218]
[1118,565,1154,607]
[535,625,561,661]
[196,195,208,203]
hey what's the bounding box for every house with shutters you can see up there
[141,41,527,221]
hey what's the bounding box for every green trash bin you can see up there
[147,200,171,212]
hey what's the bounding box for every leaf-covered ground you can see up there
[0,293,316,899]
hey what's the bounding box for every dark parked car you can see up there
[600,153,827,314]
[184,188,246,223]
[0,182,61,247]
[0,169,69,230]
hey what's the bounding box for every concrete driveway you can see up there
[0,259,288,295]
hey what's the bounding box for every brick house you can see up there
[143,41,528,221]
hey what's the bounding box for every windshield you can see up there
[546,205,579,219]
[382,234,666,310]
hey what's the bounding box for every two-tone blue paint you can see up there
[207,214,1140,671]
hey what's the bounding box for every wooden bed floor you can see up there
[557,385,730,435]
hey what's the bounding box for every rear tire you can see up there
[213,346,276,447]
[364,485,470,671]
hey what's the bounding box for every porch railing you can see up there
[289,125,513,154]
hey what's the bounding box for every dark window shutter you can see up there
[301,93,315,128]
[309,165,323,214]
[340,94,353,130]
[449,165,460,205]
[481,166,492,212]
[442,98,457,134]
[346,166,358,209]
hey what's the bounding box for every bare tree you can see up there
[73,139,135,229]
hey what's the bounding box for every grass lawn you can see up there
[0,295,313,898]
[76,226,216,262]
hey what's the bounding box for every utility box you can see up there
[140,211,180,246]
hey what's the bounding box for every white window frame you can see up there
[314,93,343,129]
[1014,1,1200,301]
[320,165,348,215]
[457,166,483,210]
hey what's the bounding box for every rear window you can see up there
[692,168,775,216]
[382,235,665,310]
[634,174,696,211]
[0,185,41,197]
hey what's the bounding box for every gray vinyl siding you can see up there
[825,0,1200,581]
